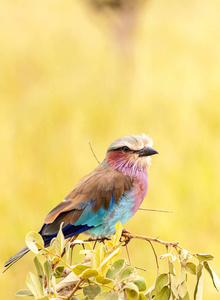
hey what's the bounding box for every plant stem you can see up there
[36,243,72,270]
[67,278,84,299]
[148,240,159,275]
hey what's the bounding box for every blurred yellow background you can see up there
[1,0,220,299]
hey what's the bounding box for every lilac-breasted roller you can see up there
[4,134,158,270]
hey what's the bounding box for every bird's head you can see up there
[106,134,158,174]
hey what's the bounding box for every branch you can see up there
[121,231,180,248]
[81,230,179,248]
[67,278,84,299]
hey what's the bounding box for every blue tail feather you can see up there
[3,246,30,272]
[4,223,93,272]
[41,223,93,245]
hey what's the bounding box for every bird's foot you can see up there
[120,228,132,246]
[121,238,131,246]
[122,228,131,234]
[98,237,111,244]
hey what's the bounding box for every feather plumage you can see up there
[4,134,157,271]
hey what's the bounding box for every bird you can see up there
[4,134,158,271]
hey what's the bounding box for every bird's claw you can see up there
[98,237,110,244]
[122,228,131,234]
[119,236,131,246]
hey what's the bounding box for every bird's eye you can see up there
[121,146,130,152]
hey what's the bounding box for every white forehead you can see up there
[108,134,153,151]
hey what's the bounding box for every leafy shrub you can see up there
[15,223,220,300]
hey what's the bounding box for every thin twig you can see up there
[93,239,98,250]
[70,248,73,266]
[69,235,79,265]
[125,243,132,266]
[35,243,72,270]
[88,141,100,164]
[134,265,146,272]
[167,246,172,285]
[148,240,160,275]
[139,208,173,213]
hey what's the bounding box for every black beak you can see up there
[138,146,159,157]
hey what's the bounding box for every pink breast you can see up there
[107,151,149,214]
[131,171,148,214]
[119,166,149,214]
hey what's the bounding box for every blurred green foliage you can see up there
[1,0,220,299]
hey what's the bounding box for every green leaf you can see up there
[81,268,99,279]
[104,293,119,300]
[117,266,136,284]
[124,282,139,300]
[15,289,33,296]
[98,247,121,271]
[132,276,147,292]
[106,258,125,279]
[53,266,64,278]
[70,297,80,300]
[153,286,171,300]
[95,292,118,299]
[182,291,190,300]
[112,222,123,246]
[178,280,187,298]
[34,256,44,288]
[80,249,93,255]
[44,260,52,278]
[51,275,57,291]
[49,238,56,255]
[91,244,105,270]
[186,262,197,275]
[145,284,155,297]
[169,261,176,276]
[170,276,178,299]
[72,264,91,275]
[138,293,146,300]
[25,231,44,254]
[83,285,101,299]
[96,276,114,284]
[204,261,220,292]
[194,264,203,300]
[65,241,71,264]
[94,292,108,299]
[55,222,65,256]
[153,273,169,295]
[50,255,59,265]
[178,266,186,285]
[195,253,214,263]
[44,259,52,293]
[26,272,44,299]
